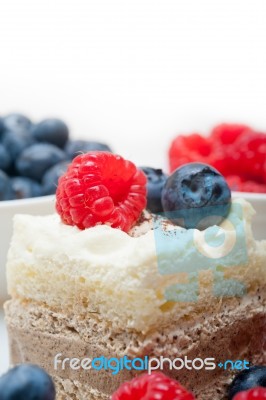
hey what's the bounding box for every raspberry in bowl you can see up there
[4,152,266,399]
[169,123,266,192]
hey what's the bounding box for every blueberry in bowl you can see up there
[1,113,32,134]
[65,139,112,159]
[32,118,69,149]
[16,143,66,182]
[161,162,231,230]
[10,177,42,200]
[42,161,69,195]
[0,170,12,201]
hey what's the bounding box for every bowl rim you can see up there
[0,191,265,210]
[232,191,266,200]
[0,195,55,210]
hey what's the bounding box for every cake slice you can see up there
[4,153,266,400]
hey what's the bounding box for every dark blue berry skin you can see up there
[32,118,69,149]
[65,140,112,160]
[0,144,11,172]
[42,161,69,195]
[228,366,266,400]
[1,113,32,134]
[0,118,5,139]
[16,143,66,182]
[139,167,168,213]
[0,364,56,400]
[161,162,231,230]
[2,130,35,160]
[10,177,42,199]
[0,170,12,200]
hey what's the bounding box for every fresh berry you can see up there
[235,132,266,183]
[161,162,231,230]
[228,366,266,400]
[2,130,35,159]
[226,176,266,193]
[0,170,12,200]
[16,143,66,181]
[56,152,147,232]
[42,161,69,195]
[65,140,112,160]
[0,144,11,172]
[169,133,212,172]
[211,123,251,145]
[0,118,4,139]
[169,125,266,193]
[0,364,56,400]
[1,113,32,134]
[32,118,69,148]
[10,177,41,199]
[140,167,168,213]
[111,372,195,400]
[233,387,266,400]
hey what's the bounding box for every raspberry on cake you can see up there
[4,155,266,400]
[56,152,147,232]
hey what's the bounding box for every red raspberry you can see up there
[169,133,212,172]
[111,372,195,400]
[211,123,251,145]
[233,387,266,399]
[56,152,147,232]
[226,175,266,193]
[234,132,266,183]
[169,124,266,191]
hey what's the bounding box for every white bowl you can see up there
[232,191,266,241]
[0,192,265,303]
[0,195,55,302]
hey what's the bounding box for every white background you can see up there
[1,0,266,168]
[1,0,266,374]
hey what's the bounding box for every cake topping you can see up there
[56,151,147,232]
[161,162,231,229]
[228,366,266,400]
[169,123,266,193]
[0,364,56,400]
[111,372,195,400]
[140,167,168,213]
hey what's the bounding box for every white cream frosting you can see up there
[6,199,266,332]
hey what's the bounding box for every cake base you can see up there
[55,377,108,400]
[5,291,266,400]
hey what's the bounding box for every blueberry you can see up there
[0,144,11,171]
[0,118,5,139]
[0,170,12,200]
[1,113,32,133]
[2,130,35,160]
[42,161,69,195]
[161,162,231,230]
[10,177,41,199]
[65,140,112,160]
[228,366,266,399]
[16,143,66,181]
[32,118,69,148]
[0,364,56,400]
[139,167,168,213]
